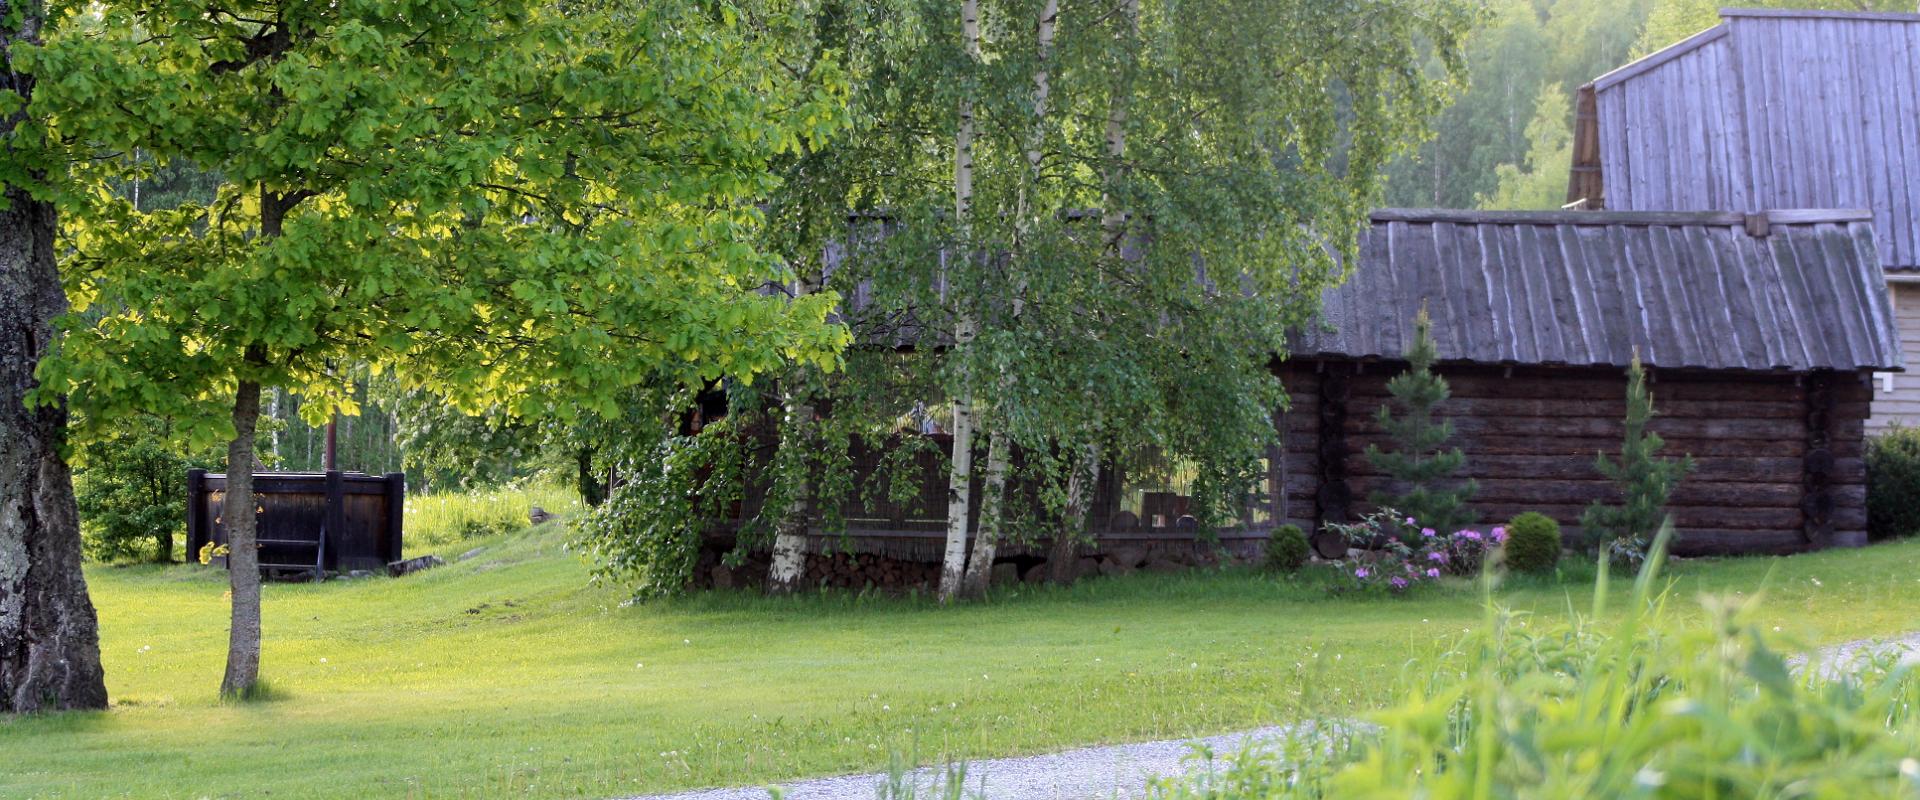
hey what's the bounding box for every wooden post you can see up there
[186,468,209,558]
[1311,363,1352,559]
[384,472,406,564]
[324,470,345,572]
[1802,370,1836,549]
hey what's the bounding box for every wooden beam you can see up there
[1311,365,1351,559]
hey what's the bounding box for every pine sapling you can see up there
[1582,354,1694,565]
[1364,307,1477,536]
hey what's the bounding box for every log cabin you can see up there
[1567,7,1920,430]
[1280,208,1900,558]
[699,206,1899,589]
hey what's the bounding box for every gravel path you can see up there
[1806,631,1920,677]
[617,725,1300,800]
[621,632,1920,800]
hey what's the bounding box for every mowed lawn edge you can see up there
[3,524,1916,800]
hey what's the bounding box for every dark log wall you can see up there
[1276,361,1872,556]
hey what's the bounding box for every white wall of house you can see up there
[1869,281,1920,433]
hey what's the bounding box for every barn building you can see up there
[1276,208,1899,557]
[1568,7,1920,429]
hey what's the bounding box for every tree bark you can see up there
[220,184,297,698]
[220,372,264,697]
[766,387,814,594]
[1049,445,1098,584]
[958,432,1009,598]
[938,0,983,604]
[1,0,110,713]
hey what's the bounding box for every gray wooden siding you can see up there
[1869,282,1920,430]
[1588,9,1920,271]
[1295,210,1901,373]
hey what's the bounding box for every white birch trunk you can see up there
[768,266,818,593]
[959,432,1010,596]
[938,0,985,604]
[1100,0,1139,254]
[959,0,1058,600]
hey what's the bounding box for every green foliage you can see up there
[267,376,402,475]
[1866,424,1920,541]
[1364,309,1477,536]
[1581,355,1693,564]
[1635,0,1914,57]
[26,0,854,448]
[72,417,223,563]
[1150,527,1920,799]
[1265,524,1310,573]
[404,481,579,555]
[1479,83,1574,210]
[718,0,1481,587]
[1385,0,1656,209]
[575,404,756,598]
[1502,511,1562,574]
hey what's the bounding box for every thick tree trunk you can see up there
[1049,445,1098,584]
[153,531,172,564]
[0,0,110,714]
[938,0,983,605]
[219,371,264,697]
[958,432,1009,598]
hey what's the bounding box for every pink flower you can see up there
[1421,527,1437,538]
[1426,568,1440,578]
[1491,526,1508,544]
[1354,567,1370,579]
[1405,517,1417,526]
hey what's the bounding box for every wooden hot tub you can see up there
[187,470,405,576]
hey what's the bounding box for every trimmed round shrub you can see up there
[1868,424,1920,541]
[1266,524,1311,572]
[1503,512,1562,574]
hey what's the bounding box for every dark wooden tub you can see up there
[187,470,405,576]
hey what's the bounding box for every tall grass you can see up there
[403,480,580,555]
[1153,524,1920,799]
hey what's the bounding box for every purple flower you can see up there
[1427,551,1448,563]
[1455,530,1483,541]
[1426,568,1441,578]
[1405,516,1417,526]
[1354,567,1370,579]
[1421,527,1437,538]
[1491,526,1508,544]
[1390,577,1409,590]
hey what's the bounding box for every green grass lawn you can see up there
[4,521,1919,800]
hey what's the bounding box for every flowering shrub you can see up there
[1323,509,1504,592]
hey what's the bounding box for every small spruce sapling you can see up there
[1581,354,1694,565]
[1364,307,1477,537]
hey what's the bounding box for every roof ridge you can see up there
[1369,208,1875,226]
[1719,7,1920,24]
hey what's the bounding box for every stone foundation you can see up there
[690,534,1264,593]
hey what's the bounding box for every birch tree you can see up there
[957,0,1059,600]
[938,0,985,603]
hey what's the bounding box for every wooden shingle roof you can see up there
[1292,209,1903,373]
